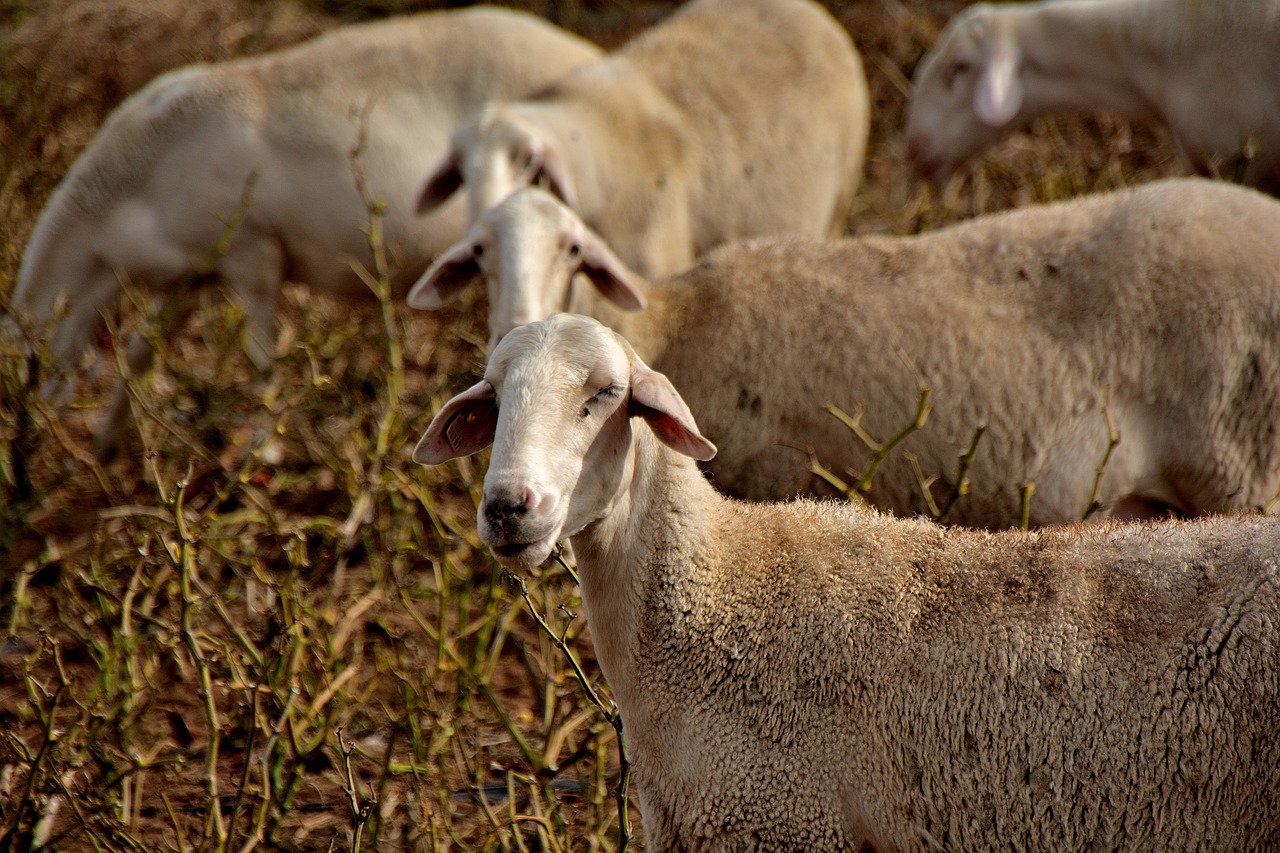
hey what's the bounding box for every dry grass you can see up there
[0,0,1186,850]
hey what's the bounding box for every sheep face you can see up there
[906,4,1023,184]
[415,314,713,568]
[418,105,576,222]
[406,188,645,351]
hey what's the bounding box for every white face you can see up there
[905,9,1009,184]
[407,188,645,353]
[481,193,588,350]
[465,109,547,222]
[476,316,634,569]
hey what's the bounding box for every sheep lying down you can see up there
[416,314,1280,852]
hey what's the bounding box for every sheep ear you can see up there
[628,358,716,461]
[418,155,464,214]
[974,30,1022,127]
[407,240,482,310]
[579,230,647,312]
[414,380,497,464]
[537,144,577,210]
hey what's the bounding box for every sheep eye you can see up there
[579,385,620,418]
[472,243,485,259]
[568,243,582,260]
[948,58,973,86]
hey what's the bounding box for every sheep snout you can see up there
[904,132,944,183]
[478,481,561,567]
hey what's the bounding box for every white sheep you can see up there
[409,179,1280,529]
[10,6,603,455]
[415,312,1280,851]
[416,0,869,277]
[904,0,1280,192]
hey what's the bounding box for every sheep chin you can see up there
[487,536,557,570]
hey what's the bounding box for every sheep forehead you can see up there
[475,105,538,149]
[487,316,628,406]
[934,5,991,59]
[490,189,580,245]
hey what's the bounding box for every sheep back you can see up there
[615,0,870,243]
[14,7,603,363]
[642,178,1280,526]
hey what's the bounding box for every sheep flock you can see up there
[3,0,1280,849]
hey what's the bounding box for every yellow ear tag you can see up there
[445,411,474,452]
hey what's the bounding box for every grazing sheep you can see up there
[415,313,1280,851]
[904,0,1280,192]
[411,179,1280,528]
[10,6,602,455]
[416,0,869,277]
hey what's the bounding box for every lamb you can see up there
[409,179,1280,529]
[415,0,869,277]
[904,0,1280,193]
[10,6,602,455]
[414,312,1280,851]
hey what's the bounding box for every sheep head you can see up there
[407,188,646,351]
[905,3,1024,185]
[417,104,577,221]
[414,314,714,568]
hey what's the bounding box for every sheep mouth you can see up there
[484,529,559,569]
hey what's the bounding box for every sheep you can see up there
[409,179,1280,529]
[414,312,1280,851]
[10,6,603,455]
[415,0,870,278]
[904,0,1280,193]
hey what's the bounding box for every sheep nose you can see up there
[483,484,541,525]
[904,134,924,165]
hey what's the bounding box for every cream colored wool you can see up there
[12,7,602,455]
[417,0,870,277]
[412,179,1280,528]
[417,314,1280,851]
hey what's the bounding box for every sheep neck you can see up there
[568,423,717,708]
[1014,0,1165,126]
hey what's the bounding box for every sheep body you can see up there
[418,0,869,276]
[411,179,1280,528]
[905,0,1280,192]
[11,7,602,451]
[416,313,1280,851]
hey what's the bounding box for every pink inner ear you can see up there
[418,157,464,213]
[629,369,717,461]
[407,242,481,310]
[583,241,647,312]
[414,381,497,464]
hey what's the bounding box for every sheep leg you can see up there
[92,293,200,461]
[221,238,286,371]
[33,265,131,403]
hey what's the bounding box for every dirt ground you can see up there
[0,0,1182,850]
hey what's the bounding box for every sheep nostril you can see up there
[484,486,540,525]
[904,135,923,163]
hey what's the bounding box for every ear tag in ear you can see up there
[445,411,475,453]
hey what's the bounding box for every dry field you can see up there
[0,0,1181,850]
